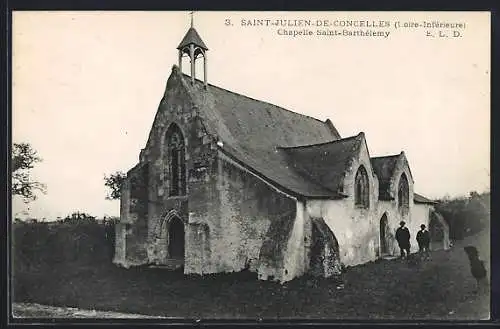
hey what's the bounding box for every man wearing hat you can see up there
[395,221,411,259]
[416,224,431,259]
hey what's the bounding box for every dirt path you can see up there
[12,302,168,319]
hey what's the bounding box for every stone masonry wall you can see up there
[141,68,219,269]
[115,163,150,267]
[215,153,298,280]
[115,66,219,270]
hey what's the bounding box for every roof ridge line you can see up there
[277,133,361,150]
[179,72,331,127]
[370,154,402,160]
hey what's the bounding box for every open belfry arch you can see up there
[177,12,208,87]
[113,13,446,283]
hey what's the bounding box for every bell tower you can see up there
[177,12,208,87]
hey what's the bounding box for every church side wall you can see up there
[213,153,298,281]
[307,198,378,267]
[376,199,421,256]
[309,197,425,266]
[307,149,424,267]
[376,200,405,256]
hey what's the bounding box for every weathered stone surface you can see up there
[115,66,305,280]
[217,154,298,280]
[114,60,443,283]
[309,217,342,278]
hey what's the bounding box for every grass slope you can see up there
[12,226,490,320]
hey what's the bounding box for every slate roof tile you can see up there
[414,193,437,204]
[370,155,400,200]
[177,70,351,198]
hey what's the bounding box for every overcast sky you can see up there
[12,11,490,219]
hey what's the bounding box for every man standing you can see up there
[416,224,431,259]
[396,221,411,259]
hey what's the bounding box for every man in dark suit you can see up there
[396,221,411,259]
[416,224,431,260]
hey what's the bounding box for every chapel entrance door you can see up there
[380,214,390,256]
[168,216,185,260]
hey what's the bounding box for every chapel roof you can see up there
[174,68,350,199]
[186,72,341,149]
[414,193,437,204]
[155,67,430,201]
[278,134,363,195]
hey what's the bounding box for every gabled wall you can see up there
[115,66,220,270]
[376,154,417,255]
[144,69,220,270]
[306,135,381,267]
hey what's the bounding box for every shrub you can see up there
[12,219,115,273]
[435,191,490,240]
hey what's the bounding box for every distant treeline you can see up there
[13,211,118,224]
[435,191,490,241]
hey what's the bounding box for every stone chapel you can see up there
[113,19,450,282]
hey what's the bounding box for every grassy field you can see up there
[12,225,490,320]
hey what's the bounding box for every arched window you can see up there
[165,124,186,196]
[398,173,409,216]
[354,165,370,208]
